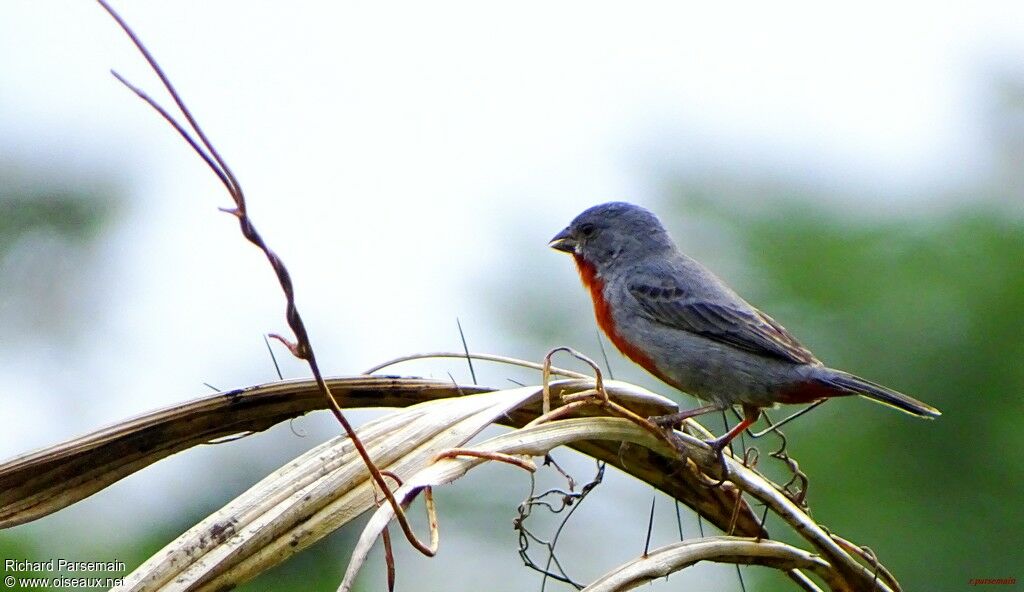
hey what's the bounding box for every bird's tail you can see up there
[817,370,941,418]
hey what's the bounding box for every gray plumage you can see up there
[551,201,940,418]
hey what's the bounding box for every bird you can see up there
[549,201,940,456]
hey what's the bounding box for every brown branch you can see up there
[0,376,764,538]
[94,0,435,557]
[434,449,537,472]
[0,377,492,529]
[541,347,686,458]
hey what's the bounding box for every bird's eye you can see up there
[579,223,596,237]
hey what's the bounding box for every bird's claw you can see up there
[648,414,731,486]
[649,412,685,429]
[701,436,731,487]
[704,435,728,454]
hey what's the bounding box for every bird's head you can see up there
[549,201,674,268]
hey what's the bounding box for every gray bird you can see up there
[549,201,940,453]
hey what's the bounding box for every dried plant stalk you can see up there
[581,537,842,592]
[0,377,489,529]
[2,371,901,590]
[337,410,896,592]
[1,374,765,536]
[116,388,541,591]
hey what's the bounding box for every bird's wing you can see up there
[627,274,818,365]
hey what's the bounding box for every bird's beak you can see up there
[548,227,577,253]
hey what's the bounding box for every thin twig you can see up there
[434,449,536,473]
[264,333,284,380]
[363,351,588,379]
[643,497,656,556]
[542,454,576,492]
[540,347,681,453]
[515,462,605,591]
[674,500,685,540]
[96,0,435,557]
[595,329,614,380]
[750,400,826,438]
[456,319,477,385]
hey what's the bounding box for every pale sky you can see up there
[1,1,1022,589]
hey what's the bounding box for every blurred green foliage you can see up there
[0,162,115,254]
[496,175,1024,590]
[0,193,111,254]
[502,192,1024,589]
[0,164,120,589]
[677,194,1024,590]
[0,167,117,341]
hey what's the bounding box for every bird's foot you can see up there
[648,404,721,432]
[701,435,731,487]
[647,414,731,485]
[704,433,731,454]
[649,411,688,430]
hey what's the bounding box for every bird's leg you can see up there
[705,404,760,453]
[692,404,761,487]
[649,404,720,429]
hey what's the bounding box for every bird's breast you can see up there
[572,255,674,385]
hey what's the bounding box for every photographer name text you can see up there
[4,559,126,573]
